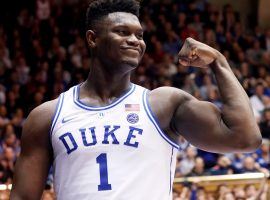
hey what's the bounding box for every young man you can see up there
[10,0,261,199]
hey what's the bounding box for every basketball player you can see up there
[10,0,262,199]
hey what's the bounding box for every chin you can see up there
[121,59,140,69]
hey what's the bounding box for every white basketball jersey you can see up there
[50,83,179,200]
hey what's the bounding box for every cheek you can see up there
[141,42,146,53]
[99,41,120,58]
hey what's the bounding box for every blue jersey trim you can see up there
[169,147,174,195]
[73,84,136,111]
[142,89,179,149]
[50,93,65,137]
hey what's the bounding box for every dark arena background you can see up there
[1,0,270,199]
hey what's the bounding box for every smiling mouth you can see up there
[120,47,141,54]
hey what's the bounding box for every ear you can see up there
[86,30,97,48]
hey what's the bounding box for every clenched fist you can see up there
[178,37,219,68]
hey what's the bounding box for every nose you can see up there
[126,34,140,46]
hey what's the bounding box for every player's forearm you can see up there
[211,52,261,150]
[10,191,40,200]
[10,185,43,200]
[10,157,47,200]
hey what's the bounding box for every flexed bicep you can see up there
[172,99,235,153]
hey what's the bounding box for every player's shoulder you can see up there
[25,97,60,132]
[29,98,59,120]
[149,86,194,103]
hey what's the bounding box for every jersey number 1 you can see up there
[96,153,112,191]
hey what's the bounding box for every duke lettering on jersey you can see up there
[59,125,143,154]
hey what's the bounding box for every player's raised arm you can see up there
[10,100,57,200]
[175,38,262,153]
[149,38,262,154]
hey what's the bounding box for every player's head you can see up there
[86,0,146,71]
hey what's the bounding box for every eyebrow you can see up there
[112,25,144,32]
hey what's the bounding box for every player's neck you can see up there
[82,60,132,101]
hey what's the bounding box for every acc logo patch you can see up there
[127,113,139,124]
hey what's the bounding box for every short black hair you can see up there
[86,0,141,31]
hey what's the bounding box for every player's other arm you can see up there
[174,38,261,153]
[10,100,57,200]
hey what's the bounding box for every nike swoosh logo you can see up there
[62,116,77,123]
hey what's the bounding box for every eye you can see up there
[136,33,144,40]
[116,29,129,36]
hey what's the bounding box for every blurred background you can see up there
[1,0,270,199]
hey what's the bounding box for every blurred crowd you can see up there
[0,0,270,198]
[173,181,269,200]
[173,139,269,199]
